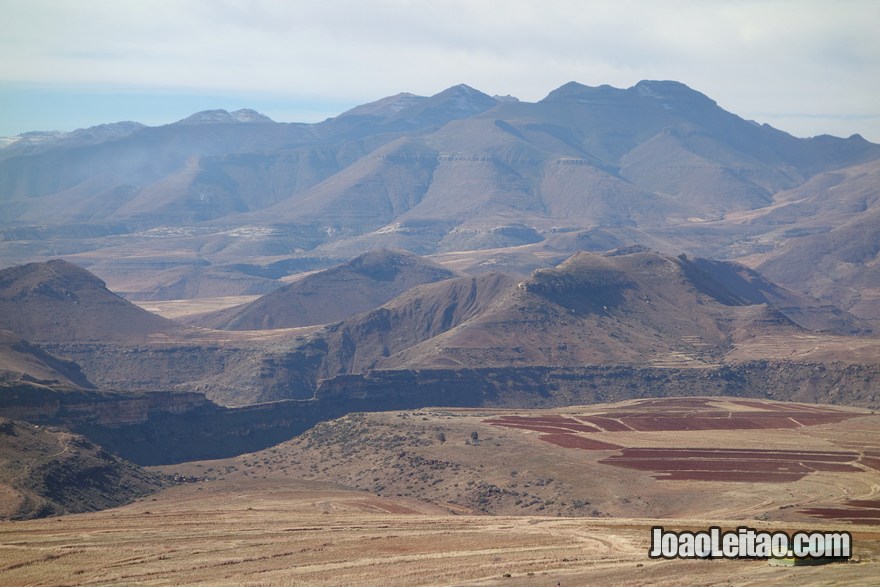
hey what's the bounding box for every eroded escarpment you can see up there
[6,360,877,467]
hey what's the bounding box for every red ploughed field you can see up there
[484,397,880,525]
[598,447,862,482]
[801,499,880,525]
[484,397,867,482]
[537,434,621,450]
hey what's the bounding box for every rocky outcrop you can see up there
[39,342,313,406]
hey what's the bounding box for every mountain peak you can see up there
[0,121,145,151]
[418,84,498,117]
[522,251,634,297]
[334,85,496,125]
[540,79,718,109]
[631,80,717,106]
[347,249,446,278]
[176,109,274,125]
[429,83,496,103]
[437,83,482,95]
[338,93,427,118]
[0,260,179,342]
[551,81,593,93]
[540,81,620,103]
[0,259,108,296]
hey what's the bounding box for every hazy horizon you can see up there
[1,0,879,142]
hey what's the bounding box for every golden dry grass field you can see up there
[132,296,261,321]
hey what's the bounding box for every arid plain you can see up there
[3,397,879,586]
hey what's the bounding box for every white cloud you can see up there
[1,0,878,140]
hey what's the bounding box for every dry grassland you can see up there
[132,296,261,321]
[3,398,879,585]
[1,478,878,586]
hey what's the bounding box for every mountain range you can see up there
[2,81,880,520]
[1,80,878,324]
[1,250,877,407]
[254,248,876,391]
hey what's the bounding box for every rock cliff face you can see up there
[0,383,315,465]
[312,362,880,411]
[0,385,211,426]
[125,360,880,464]
[40,341,321,405]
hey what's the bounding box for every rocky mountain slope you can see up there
[0,259,184,342]
[89,247,869,410]
[1,253,876,408]
[0,417,165,519]
[289,249,873,383]
[739,158,880,323]
[0,330,94,390]
[190,249,456,329]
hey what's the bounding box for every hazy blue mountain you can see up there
[1,81,878,315]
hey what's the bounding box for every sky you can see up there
[1,0,879,142]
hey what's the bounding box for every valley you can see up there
[1,79,880,584]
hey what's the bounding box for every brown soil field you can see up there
[482,399,874,486]
[488,398,861,436]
